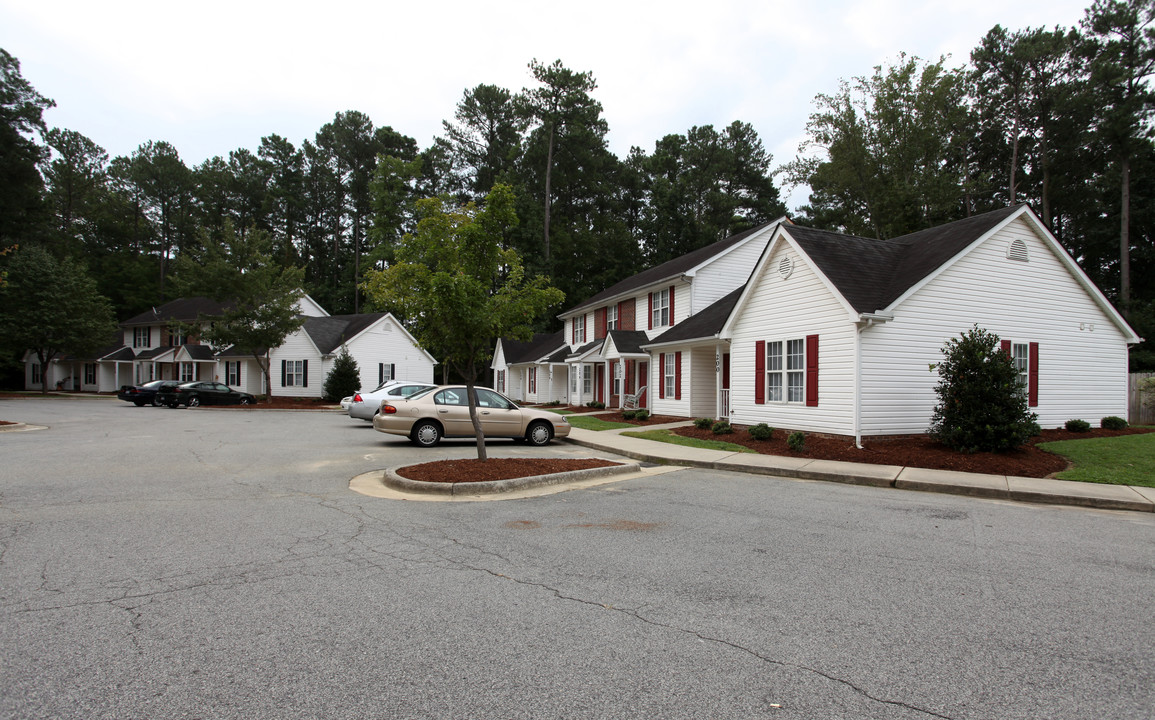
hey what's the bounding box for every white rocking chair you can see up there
[622,386,646,411]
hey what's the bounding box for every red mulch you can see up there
[397,457,622,483]
[669,424,1155,478]
[591,412,685,426]
[222,397,340,410]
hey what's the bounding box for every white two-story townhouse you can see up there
[491,217,789,407]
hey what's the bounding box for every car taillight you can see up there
[353,393,363,402]
[382,404,398,414]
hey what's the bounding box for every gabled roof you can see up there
[784,205,1023,314]
[176,344,217,361]
[645,286,744,348]
[562,218,787,317]
[501,331,567,365]
[301,313,388,355]
[605,330,650,355]
[134,347,176,361]
[566,339,605,361]
[121,297,233,327]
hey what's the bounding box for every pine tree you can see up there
[323,345,361,402]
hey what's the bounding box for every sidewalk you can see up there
[564,423,1155,513]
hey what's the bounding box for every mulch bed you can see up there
[220,397,340,410]
[397,457,621,483]
[591,412,685,426]
[670,424,1155,478]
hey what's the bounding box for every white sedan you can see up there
[346,380,437,421]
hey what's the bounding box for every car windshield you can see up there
[371,380,398,393]
[406,386,438,401]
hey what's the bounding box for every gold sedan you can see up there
[373,385,571,447]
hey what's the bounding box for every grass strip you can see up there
[622,428,756,454]
[567,415,635,431]
[1037,432,1155,487]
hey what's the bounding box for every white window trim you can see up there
[652,289,671,328]
[574,315,586,344]
[766,338,807,404]
[606,305,618,331]
[285,360,305,387]
[663,353,675,399]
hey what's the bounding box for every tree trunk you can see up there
[465,380,488,462]
[542,125,554,272]
[1120,156,1131,318]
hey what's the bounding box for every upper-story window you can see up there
[651,289,670,328]
[168,329,187,347]
[606,305,618,331]
[133,327,151,348]
[573,315,586,344]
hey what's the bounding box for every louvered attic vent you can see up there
[1006,239,1030,262]
[778,256,794,279]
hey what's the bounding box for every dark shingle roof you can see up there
[606,330,650,355]
[787,205,1022,313]
[566,339,604,360]
[564,219,781,316]
[182,345,217,361]
[302,313,389,355]
[645,286,745,346]
[121,297,233,326]
[502,331,566,364]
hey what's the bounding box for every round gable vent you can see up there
[1006,238,1030,262]
[778,256,794,280]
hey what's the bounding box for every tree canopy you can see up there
[361,183,564,459]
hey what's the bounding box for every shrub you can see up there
[748,423,774,441]
[585,401,605,409]
[621,410,637,420]
[1065,418,1092,432]
[711,421,733,435]
[634,409,650,421]
[694,417,715,430]
[927,326,1039,453]
[787,431,806,452]
[322,346,361,402]
[1100,416,1128,430]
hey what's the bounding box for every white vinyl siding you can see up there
[727,240,856,435]
[859,216,1131,434]
[690,226,776,312]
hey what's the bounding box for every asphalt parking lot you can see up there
[2,396,1153,719]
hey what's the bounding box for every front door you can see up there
[638,361,648,408]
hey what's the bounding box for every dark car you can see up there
[117,380,178,407]
[158,381,256,408]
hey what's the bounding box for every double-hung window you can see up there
[787,339,805,402]
[32,363,42,384]
[663,353,676,399]
[765,341,783,401]
[226,361,241,386]
[574,315,586,344]
[651,289,670,328]
[133,327,151,348]
[84,363,96,385]
[582,365,592,395]
[613,361,622,395]
[1011,343,1029,396]
[497,370,506,393]
[528,367,537,394]
[606,305,618,331]
[180,362,195,382]
[285,360,305,387]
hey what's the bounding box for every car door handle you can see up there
[481,411,490,415]
[438,409,449,414]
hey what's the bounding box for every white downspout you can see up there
[854,322,863,449]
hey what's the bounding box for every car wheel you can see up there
[134,399,146,407]
[167,400,179,409]
[187,396,200,408]
[411,420,442,448]
[240,397,252,405]
[526,421,553,447]
[151,396,161,407]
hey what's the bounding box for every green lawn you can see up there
[621,428,756,454]
[567,415,635,431]
[1038,432,1155,487]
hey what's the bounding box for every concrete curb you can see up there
[564,429,1154,514]
[382,461,642,496]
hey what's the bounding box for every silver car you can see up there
[346,380,437,421]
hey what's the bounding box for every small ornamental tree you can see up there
[323,345,361,402]
[928,326,1039,453]
[361,183,565,461]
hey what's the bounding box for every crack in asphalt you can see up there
[434,533,955,720]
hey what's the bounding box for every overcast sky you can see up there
[3,0,1092,210]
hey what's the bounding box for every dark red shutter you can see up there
[754,341,765,405]
[302,359,308,388]
[571,320,575,345]
[659,353,666,399]
[805,334,819,407]
[1028,342,1039,407]
[1000,340,1011,357]
[648,293,653,330]
[281,359,286,387]
[668,285,675,325]
[600,308,608,337]
[674,352,682,400]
